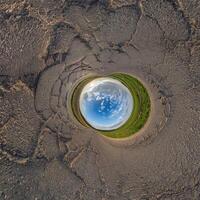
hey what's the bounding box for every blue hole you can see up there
[79,77,134,130]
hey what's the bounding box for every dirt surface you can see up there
[0,0,200,199]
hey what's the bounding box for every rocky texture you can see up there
[0,12,48,78]
[0,0,200,199]
[0,81,40,159]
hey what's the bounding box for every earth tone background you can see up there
[0,0,200,199]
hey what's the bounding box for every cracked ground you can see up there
[0,0,200,199]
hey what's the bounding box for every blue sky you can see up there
[79,78,133,130]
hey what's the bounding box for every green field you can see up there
[100,73,151,138]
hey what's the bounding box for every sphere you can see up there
[79,77,134,130]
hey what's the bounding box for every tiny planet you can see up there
[79,77,134,130]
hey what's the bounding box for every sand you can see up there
[0,0,200,199]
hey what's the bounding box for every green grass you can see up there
[99,73,151,138]
[70,73,151,139]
